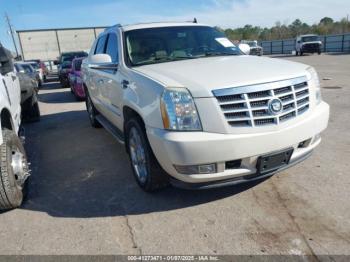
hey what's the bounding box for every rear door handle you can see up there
[122,80,129,89]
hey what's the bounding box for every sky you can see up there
[0,0,349,51]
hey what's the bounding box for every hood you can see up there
[302,41,322,45]
[133,56,309,97]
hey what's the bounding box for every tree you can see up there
[320,17,334,25]
[223,17,349,42]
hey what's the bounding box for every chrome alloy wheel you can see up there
[11,147,29,189]
[129,127,148,183]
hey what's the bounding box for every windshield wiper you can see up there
[201,52,237,57]
[171,56,197,60]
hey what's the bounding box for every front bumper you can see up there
[147,102,329,185]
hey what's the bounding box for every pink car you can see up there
[69,57,86,100]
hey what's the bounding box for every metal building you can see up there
[17,26,106,61]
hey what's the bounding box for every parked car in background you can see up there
[241,40,263,56]
[44,60,57,73]
[68,57,86,100]
[25,61,46,86]
[82,22,329,191]
[14,63,40,122]
[58,61,72,88]
[56,51,88,88]
[0,44,30,210]
[296,34,322,56]
[15,62,39,88]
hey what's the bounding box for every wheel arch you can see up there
[1,108,14,131]
[0,108,15,145]
[123,106,145,152]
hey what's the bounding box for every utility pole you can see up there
[4,12,19,58]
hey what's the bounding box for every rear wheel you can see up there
[86,92,101,128]
[0,128,29,210]
[125,118,169,192]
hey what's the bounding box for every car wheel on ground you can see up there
[125,118,169,192]
[22,92,40,122]
[0,128,29,210]
[86,92,101,128]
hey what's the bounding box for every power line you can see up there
[4,12,19,58]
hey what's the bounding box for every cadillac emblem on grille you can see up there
[268,98,283,115]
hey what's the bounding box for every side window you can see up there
[105,33,119,63]
[94,35,108,54]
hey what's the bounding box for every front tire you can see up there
[0,129,29,210]
[86,92,101,128]
[125,118,169,192]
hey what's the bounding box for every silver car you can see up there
[14,63,40,121]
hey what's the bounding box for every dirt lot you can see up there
[0,54,349,256]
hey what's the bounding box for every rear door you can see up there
[88,34,108,113]
[100,32,124,130]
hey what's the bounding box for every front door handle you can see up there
[97,78,104,85]
[122,80,129,89]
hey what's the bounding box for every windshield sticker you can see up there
[215,37,234,48]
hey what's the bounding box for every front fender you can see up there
[123,70,165,129]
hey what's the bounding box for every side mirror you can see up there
[53,60,59,65]
[238,43,250,55]
[297,41,301,44]
[0,46,14,75]
[89,54,118,70]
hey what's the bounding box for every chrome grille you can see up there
[213,76,310,128]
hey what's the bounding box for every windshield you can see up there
[125,26,241,66]
[302,36,318,42]
[22,64,34,73]
[61,52,87,63]
[29,62,39,69]
[246,41,257,47]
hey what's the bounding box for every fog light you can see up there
[174,163,217,175]
[298,138,312,148]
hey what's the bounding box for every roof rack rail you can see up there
[104,24,121,31]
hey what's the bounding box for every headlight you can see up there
[307,67,322,105]
[160,88,202,131]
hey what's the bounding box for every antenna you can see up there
[4,12,19,58]
[193,18,198,24]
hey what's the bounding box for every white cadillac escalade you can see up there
[82,22,329,191]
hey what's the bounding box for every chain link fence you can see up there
[259,33,350,55]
